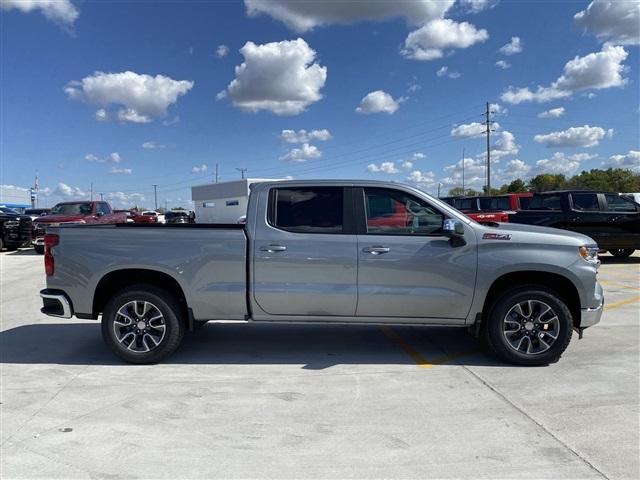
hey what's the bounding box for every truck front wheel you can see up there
[484,286,573,366]
[609,249,634,258]
[101,285,184,364]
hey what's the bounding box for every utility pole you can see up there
[90,182,93,201]
[484,102,492,195]
[461,148,465,195]
[99,193,104,201]
[437,182,441,198]
[215,163,219,183]
[236,167,247,179]
[152,184,158,210]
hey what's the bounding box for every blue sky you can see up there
[1,0,639,209]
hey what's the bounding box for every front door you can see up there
[355,187,477,321]
[252,186,358,317]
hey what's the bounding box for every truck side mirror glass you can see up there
[96,211,104,217]
[443,219,464,237]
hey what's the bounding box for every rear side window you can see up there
[571,193,600,211]
[604,194,638,212]
[479,197,510,210]
[270,187,343,233]
[456,198,478,210]
[96,203,111,215]
[527,195,562,210]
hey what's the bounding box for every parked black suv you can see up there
[0,206,32,251]
[510,191,640,257]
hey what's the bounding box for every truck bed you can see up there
[47,223,248,320]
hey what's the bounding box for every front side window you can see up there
[605,194,638,212]
[572,193,600,211]
[51,203,93,215]
[270,187,343,233]
[479,197,510,211]
[97,203,111,215]
[364,188,443,235]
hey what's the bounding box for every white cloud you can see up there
[367,162,400,174]
[535,152,596,174]
[216,44,229,58]
[501,44,628,104]
[94,108,108,122]
[244,0,454,32]
[191,164,208,173]
[436,66,461,79]
[280,143,322,162]
[162,116,180,126]
[54,183,88,198]
[490,103,507,115]
[502,159,531,179]
[109,167,132,175]
[280,128,332,143]
[574,0,640,45]
[355,90,401,114]
[495,60,510,69]
[65,71,194,123]
[84,152,121,163]
[1,0,79,26]
[142,141,166,149]
[406,170,436,186]
[460,0,498,14]
[534,125,613,148]
[104,191,146,207]
[221,38,326,116]
[451,121,494,139]
[401,160,414,171]
[603,150,640,171]
[538,107,565,119]
[401,18,488,61]
[499,36,522,55]
[492,131,519,158]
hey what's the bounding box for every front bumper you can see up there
[32,236,44,246]
[580,281,604,328]
[40,289,73,318]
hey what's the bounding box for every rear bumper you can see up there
[32,236,44,246]
[40,289,73,318]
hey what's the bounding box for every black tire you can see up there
[609,249,634,258]
[0,237,4,251]
[101,285,185,364]
[484,285,573,366]
[5,244,18,251]
[34,245,44,254]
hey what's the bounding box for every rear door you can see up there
[355,186,477,321]
[565,193,612,244]
[252,186,358,317]
[599,194,640,249]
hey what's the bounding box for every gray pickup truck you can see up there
[39,180,603,365]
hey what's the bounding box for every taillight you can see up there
[44,234,59,276]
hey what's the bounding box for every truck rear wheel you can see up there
[34,245,44,254]
[484,285,573,366]
[609,249,634,258]
[101,285,184,364]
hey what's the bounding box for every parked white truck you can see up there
[40,180,603,365]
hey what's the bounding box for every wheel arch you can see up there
[92,269,189,322]
[482,271,581,328]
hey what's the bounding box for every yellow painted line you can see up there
[604,296,640,311]
[598,279,639,290]
[380,327,432,369]
[380,327,483,368]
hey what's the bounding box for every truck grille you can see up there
[19,217,32,239]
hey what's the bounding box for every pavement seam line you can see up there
[603,295,640,311]
[460,365,610,480]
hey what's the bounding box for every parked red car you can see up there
[442,193,533,224]
[32,201,127,253]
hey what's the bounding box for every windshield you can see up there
[0,207,18,214]
[50,203,93,215]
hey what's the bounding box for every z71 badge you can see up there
[483,233,512,240]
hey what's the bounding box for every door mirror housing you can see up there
[443,219,464,237]
[95,211,104,217]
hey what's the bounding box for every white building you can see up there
[191,179,282,223]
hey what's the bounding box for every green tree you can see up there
[447,187,480,197]
[568,168,640,192]
[527,174,567,192]
[504,179,528,193]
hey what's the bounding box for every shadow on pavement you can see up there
[0,322,509,368]
[599,255,640,265]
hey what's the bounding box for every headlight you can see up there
[4,220,19,228]
[579,245,599,265]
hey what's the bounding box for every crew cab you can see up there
[442,193,532,224]
[510,190,640,257]
[32,201,126,253]
[39,181,603,366]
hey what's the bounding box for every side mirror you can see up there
[95,211,104,217]
[443,219,465,237]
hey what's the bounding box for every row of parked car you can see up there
[442,190,640,257]
[0,201,194,253]
[1,189,639,257]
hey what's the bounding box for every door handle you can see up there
[260,244,287,253]
[363,245,390,255]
